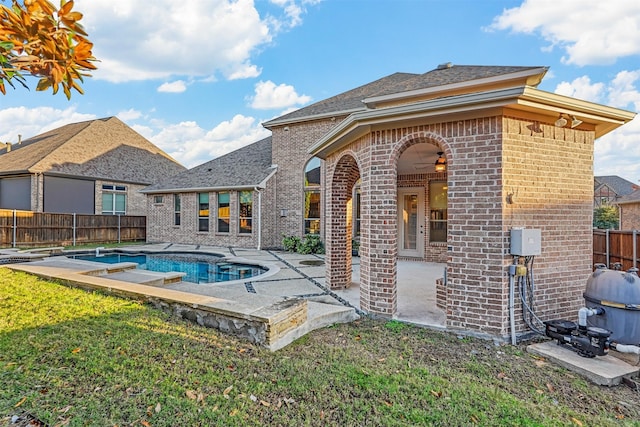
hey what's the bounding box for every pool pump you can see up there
[544,318,611,358]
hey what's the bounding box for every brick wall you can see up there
[145,182,276,249]
[323,115,595,338]
[620,203,640,230]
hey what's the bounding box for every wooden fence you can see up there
[0,209,146,248]
[593,229,640,270]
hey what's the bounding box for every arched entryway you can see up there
[325,152,361,290]
[393,134,450,325]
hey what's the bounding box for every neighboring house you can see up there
[0,117,185,215]
[594,175,638,207]
[143,63,635,340]
[615,189,640,230]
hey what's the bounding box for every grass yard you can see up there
[1,267,639,426]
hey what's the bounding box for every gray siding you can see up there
[43,176,95,214]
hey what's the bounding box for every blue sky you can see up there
[1,0,639,181]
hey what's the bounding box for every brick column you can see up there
[359,142,398,316]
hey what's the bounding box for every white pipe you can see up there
[578,307,604,328]
[612,343,640,355]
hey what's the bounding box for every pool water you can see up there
[72,253,266,284]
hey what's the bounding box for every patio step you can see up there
[100,270,186,287]
[268,301,359,351]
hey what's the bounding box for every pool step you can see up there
[100,270,186,287]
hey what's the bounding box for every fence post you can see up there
[635,230,638,270]
[118,214,121,243]
[12,209,16,248]
[73,213,76,247]
[606,229,610,268]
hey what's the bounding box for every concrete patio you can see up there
[6,243,446,349]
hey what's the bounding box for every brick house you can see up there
[594,175,638,207]
[0,117,185,215]
[616,190,640,230]
[143,64,635,340]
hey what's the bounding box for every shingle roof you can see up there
[265,65,544,125]
[594,176,638,197]
[0,117,185,184]
[617,188,640,204]
[142,136,274,193]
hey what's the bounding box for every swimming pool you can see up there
[71,252,267,284]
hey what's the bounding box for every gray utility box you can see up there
[510,228,541,256]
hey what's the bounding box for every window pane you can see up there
[198,193,209,231]
[305,219,320,235]
[102,193,113,214]
[199,218,209,232]
[304,157,321,186]
[305,191,320,218]
[239,191,252,234]
[218,192,230,233]
[218,218,229,233]
[174,194,181,226]
[115,194,126,213]
[429,181,447,243]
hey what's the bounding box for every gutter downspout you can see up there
[255,187,262,251]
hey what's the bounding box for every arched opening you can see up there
[325,153,360,290]
[394,137,448,325]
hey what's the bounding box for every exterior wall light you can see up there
[434,151,447,172]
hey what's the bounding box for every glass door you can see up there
[398,187,425,257]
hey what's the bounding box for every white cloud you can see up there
[140,114,271,168]
[157,80,188,93]
[487,0,640,66]
[250,80,311,109]
[116,109,143,121]
[74,0,318,83]
[554,76,605,104]
[561,70,640,181]
[0,106,96,143]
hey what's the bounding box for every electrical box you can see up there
[510,228,541,256]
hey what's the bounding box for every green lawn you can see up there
[1,268,638,426]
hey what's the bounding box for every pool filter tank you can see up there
[583,267,640,345]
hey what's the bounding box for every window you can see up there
[353,180,361,238]
[102,184,126,215]
[198,193,209,232]
[174,194,181,226]
[153,195,164,204]
[429,181,447,243]
[217,192,230,233]
[304,157,321,234]
[239,191,252,234]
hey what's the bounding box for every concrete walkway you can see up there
[7,243,446,349]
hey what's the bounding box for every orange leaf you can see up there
[430,390,442,398]
[571,417,583,426]
[14,397,27,407]
[140,421,151,427]
[71,347,81,353]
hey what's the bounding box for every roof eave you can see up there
[309,86,636,158]
[262,108,364,129]
[362,67,549,108]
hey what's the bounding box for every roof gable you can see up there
[264,65,546,127]
[0,117,185,184]
[142,136,274,193]
[594,175,638,197]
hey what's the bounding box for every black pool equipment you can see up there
[544,318,611,358]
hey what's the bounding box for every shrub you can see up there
[282,235,301,252]
[298,234,324,254]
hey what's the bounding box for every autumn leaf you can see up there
[71,347,81,353]
[229,409,238,416]
[546,383,555,393]
[260,400,270,407]
[140,421,151,427]
[430,390,442,398]
[223,385,233,398]
[155,403,161,413]
[14,397,27,407]
[185,390,197,400]
[571,417,583,426]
